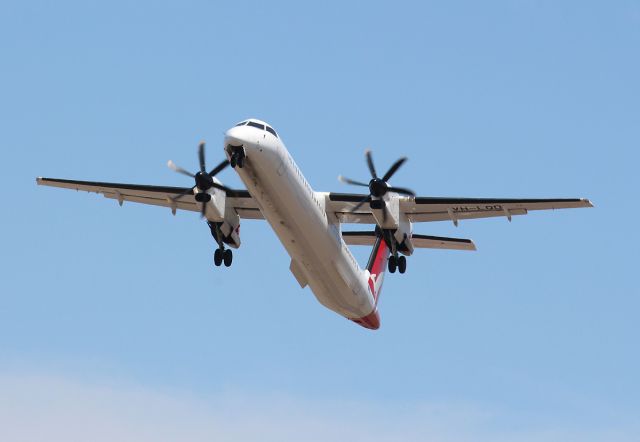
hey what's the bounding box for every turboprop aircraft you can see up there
[37,118,593,330]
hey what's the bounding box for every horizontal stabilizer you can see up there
[342,231,476,251]
[411,234,476,251]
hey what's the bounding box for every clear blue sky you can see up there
[1,1,639,440]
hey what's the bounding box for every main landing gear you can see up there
[214,247,233,267]
[380,228,407,274]
[388,254,406,274]
[209,221,233,268]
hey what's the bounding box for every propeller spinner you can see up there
[338,150,415,221]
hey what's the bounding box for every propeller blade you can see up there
[167,160,195,178]
[382,157,407,182]
[170,186,195,202]
[211,182,233,193]
[208,159,230,177]
[365,149,378,179]
[387,186,415,196]
[350,195,371,213]
[198,141,206,173]
[200,201,207,218]
[338,175,369,187]
[381,201,387,224]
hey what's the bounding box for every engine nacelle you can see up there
[205,188,241,249]
[372,194,414,256]
[396,230,415,256]
[208,217,241,249]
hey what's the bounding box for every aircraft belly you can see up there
[236,147,374,320]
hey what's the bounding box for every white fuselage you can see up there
[224,124,380,327]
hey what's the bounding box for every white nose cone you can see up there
[224,125,247,146]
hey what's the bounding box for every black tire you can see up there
[398,256,407,274]
[237,156,244,168]
[388,255,397,273]
[223,249,233,267]
[214,248,223,267]
[230,156,237,168]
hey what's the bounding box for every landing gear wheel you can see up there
[237,155,244,168]
[223,249,233,267]
[398,255,407,274]
[214,248,223,267]
[388,255,397,273]
[230,156,237,168]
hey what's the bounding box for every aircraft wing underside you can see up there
[37,178,592,225]
[326,193,593,224]
[36,177,263,219]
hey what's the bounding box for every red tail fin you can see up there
[366,234,390,303]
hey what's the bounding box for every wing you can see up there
[342,231,476,251]
[36,177,263,219]
[326,193,593,224]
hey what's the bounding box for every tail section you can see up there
[365,233,390,303]
[351,234,389,330]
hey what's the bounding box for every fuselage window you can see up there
[247,121,265,130]
[266,126,278,138]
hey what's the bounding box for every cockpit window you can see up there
[247,121,265,130]
[265,126,278,138]
[235,121,247,126]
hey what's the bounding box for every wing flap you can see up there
[102,192,197,212]
[408,208,528,223]
[341,231,377,246]
[235,207,264,220]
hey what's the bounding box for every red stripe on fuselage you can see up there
[368,237,389,302]
[351,235,389,330]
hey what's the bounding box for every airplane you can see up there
[37,118,593,330]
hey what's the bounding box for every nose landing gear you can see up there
[227,145,246,169]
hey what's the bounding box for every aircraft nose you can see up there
[224,126,248,147]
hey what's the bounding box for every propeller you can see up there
[338,149,415,222]
[168,141,232,218]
